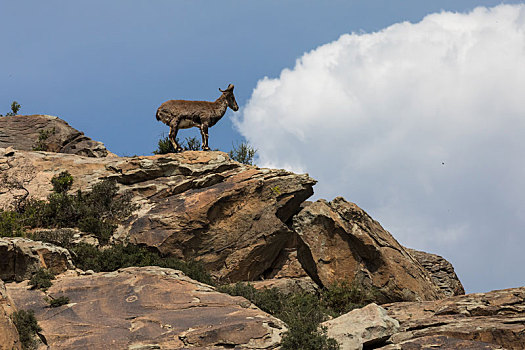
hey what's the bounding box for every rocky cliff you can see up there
[0,115,490,349]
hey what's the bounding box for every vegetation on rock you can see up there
[70,243,213,285]
[228,141,257,165]
[29,268,55,291]
[32,127,56,151]
[217,281,376,349]
[153,135,202,154]
[46,295,70,308]
[11,309,41,349]
[0,101,21,117]
[0,171,136,244]
[153,135,257,165]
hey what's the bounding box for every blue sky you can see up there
[2,1,525,293]
[2,0,519,155]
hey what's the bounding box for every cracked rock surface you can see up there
[0,237,74,282]
[406,248,465,297]
[0,115,111,157]
[378,286,525,349]
[293,197,443,302]
[0,149,316,283]
[0,280,20,349]
[6,266,286,349]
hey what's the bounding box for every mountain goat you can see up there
[156,84,239,152]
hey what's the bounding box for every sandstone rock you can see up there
[0,237,74,282]
[293,197,443,302]
[379,286,525,349]
[0,149,316,283]
[0,280,21,350]
[251,277,319,295]
[322,303,400,350]
[406,248,465,297]
[0,115,111,157]
[5,266,286,349]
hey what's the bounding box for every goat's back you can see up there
[156,99,216,124]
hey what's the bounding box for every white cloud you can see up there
[234,5,525,293]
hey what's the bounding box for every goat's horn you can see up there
[219,84,234,93]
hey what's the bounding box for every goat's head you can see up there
[219,84,239,111]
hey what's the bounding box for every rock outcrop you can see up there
[322,303,400,350]
[293,198,443,302]
[0,280,21,350]
[377,286,525,349]
[0,149,316,283]
[0,237,74,282]
[6,267,286,349]
[0,115,111,157]
[407,248,465,297]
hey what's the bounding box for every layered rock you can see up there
[378,286,525,349]
[0,115,111,157]
[0,237,74,282]
[407,248,465,297]
[5,267,286,349]
[0,280,21,350]
[0,149,315,283]
[293,197,443,302]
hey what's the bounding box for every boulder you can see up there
[5,266,287,349]
[0,280,21,350]
[0,237,74,282]
[292,197,443,302]
[406,248,465,296]
[379,286,525,349]
[0,149,316,283]
[0,115,111,157]
[322,303,400,350]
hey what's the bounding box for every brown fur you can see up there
[156,84,239,151]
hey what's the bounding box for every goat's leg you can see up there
[169,122,183,153]
[200,124,210,151]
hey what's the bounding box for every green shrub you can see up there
[46,295,70,308]
[50,170,73,193]
[228,141,257,165]
[320,280,378,317]
[28,228,75,249]
[70,243,213,285]
[32,127,56,151]
[0,210,25,237]
[217,282,339,350]
[29,268,54,291]
[11,309,41,349]
[154,135,202,154]
[19,172,136,244]
[2,101,21,117]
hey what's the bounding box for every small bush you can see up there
[50,170,73,193]
[0,210,25,237]
[19,172,136,244]
[29,228,75,249]
[228,141,257,165]
[32,127,56,151]
[70,243,213,285]
[46,295,70,308]
[29,268,55,291]
[11,309,41,349]
[154,135,202,154]
[320,280,378,317]
[218,282,339,350]
[2,101,21,117]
